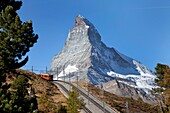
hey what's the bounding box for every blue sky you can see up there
[19,0,170,72]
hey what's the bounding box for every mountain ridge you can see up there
[50,15,157,94]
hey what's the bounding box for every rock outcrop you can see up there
[51,15,153,84]
[103,80,159,104]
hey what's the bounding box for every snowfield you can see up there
[107,70,157,93]
[53,65,78,80]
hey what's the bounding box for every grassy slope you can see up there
[78,81,161,113]
[7,69,67,113]
[6,70,161,113]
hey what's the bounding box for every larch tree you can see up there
[154,63,170,112]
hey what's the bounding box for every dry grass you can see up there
[12,69,67,113]
[78,81,161,113]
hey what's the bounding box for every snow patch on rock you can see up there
[107,71,157,92]
[53,65,79,80]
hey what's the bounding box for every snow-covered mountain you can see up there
[50,15,157,95]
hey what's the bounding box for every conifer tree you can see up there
[0,0,38,76]
[11,75,38,113]
[39,91,51,112]
[66,87,85,113]
[0,0,38,112]
[154,63,170,112]
[0,75,38,113]
[0,0,22,11]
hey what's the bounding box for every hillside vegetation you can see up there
[78,81,161,113]
[152,63,170,112]
[0,0,40,112]
[7,69,67,113]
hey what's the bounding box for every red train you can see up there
[38,74,53,81]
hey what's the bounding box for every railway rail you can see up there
[53,81,92,113]
[54,80,118,113]
[38,73,118,113]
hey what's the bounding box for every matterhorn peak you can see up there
[51,16,157,103]
[74,15,86,27]
[74,15,96,30]
[51,15,155,86]
[77,14,84,18]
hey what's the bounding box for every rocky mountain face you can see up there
[102,80,159,104]
[50,15,158,104]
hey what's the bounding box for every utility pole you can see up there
[86,74,90,105]
[126,101,129,113]
[56,67,58,80]
[77,73,78,88]
[87,79,90,105]
[102,83,105,113]
[31,66,33,72]
[160,93,164,113]
[69,73,71,83]
[46,66,48,73]
[69,73,71,91]
[63,65,65,83]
